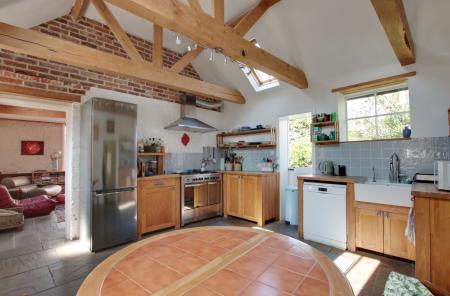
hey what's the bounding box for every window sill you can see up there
[340,138,411,144]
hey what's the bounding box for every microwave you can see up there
[435,161,450,191]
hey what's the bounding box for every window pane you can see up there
[254,69,275,85]
[288,116,312,168]
[347,117,376,141]
[376,88,409,115]
[378,113,410,139]
[347,96,376,119]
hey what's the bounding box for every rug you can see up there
[54,204,65,223]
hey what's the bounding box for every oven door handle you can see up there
[185,183,205,188]
[207,182,219,185]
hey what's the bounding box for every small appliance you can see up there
[318,161,334,175]
[435,161,450,191]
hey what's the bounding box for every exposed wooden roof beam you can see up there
[0,104,66,119]
[91,0,143,62]
[332,71,416,94]
[0,83,80,103]
[170,0,281,74]
[187,0,203,13]
[104,0,308,89]
[70,0,89,21]
[232,0,280,36]
[213,0,225,24]
[152,24,163,68]
[371,0,415,66]
[170,47,203,74]
[0,22,245,104]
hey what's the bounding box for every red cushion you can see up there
[0,185,17,209]
[17,195,56,218]
[55,194,65,204]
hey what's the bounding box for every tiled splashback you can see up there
[227,149,277,172]
[163,152,220,172]
[163,149,277,173]
[315,137,450,180]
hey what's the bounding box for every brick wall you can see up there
[0,15,217,105]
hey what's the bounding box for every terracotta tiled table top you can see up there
[77,227,353,296]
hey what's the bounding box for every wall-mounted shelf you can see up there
[311,121,339,145]
[217,128,276,149]
[137,149,165,176]
[138,152,165,156]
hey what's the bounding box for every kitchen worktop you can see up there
[221,170,278,176]
[412,182,450,200]
[298,174,367,184]
[137,174,181,181]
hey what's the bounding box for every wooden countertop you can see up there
[138,174,180,181]
[412,182,450,200]
[77,226,353,296]
[298,174,367,184]
[221,171,279,176]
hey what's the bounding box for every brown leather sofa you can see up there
[1,176,62,199]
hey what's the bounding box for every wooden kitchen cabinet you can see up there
[355,202,415,260]
[355,208,384,253]
[413,187,450,294]
[384,212,415,260]
[223,172,279,226]
[137,175,180,236]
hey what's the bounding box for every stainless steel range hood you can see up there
[164,95,218,133]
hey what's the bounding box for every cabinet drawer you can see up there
[141,178,179,190]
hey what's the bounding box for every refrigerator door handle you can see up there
[94,187,136,195]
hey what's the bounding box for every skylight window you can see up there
[241,40,279,92]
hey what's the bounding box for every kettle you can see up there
[318,161,334,175]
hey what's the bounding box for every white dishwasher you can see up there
[303,182,347,250]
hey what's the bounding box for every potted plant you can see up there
[144,137,164,153]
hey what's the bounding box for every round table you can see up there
[77,227,353,296]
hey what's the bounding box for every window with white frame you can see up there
[345,84,410,141]
[241,40,280,92]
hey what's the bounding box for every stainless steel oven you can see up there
[181,172,222,226]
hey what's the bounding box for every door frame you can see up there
[0,94,80,240]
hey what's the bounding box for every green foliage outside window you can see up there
[288,116,312,168]
[347,88,410,141]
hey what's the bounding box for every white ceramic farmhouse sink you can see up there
[355,181,413,207]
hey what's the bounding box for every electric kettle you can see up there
[318,161,334,175]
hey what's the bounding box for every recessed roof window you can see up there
[241,40,279,92]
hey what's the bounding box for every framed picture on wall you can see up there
[21,141,44,155]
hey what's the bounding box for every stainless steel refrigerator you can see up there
[80,98,137,251]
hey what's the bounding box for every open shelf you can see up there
[218,143,276,149]
[138,152,165,156]
[217,128,276,150]
[218,128,274,137]
[311,121,337,127]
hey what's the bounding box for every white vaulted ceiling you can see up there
[0,0,449,104]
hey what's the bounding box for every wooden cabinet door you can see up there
[140,186,177,233]
[384,212,415,260]
[355,207,384,253]
[224,174,241,217]
[241,175,260,222]
[429,199,450,292]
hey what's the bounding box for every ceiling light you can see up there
[187,45,192,52]
[209,49,214,61]
[224,56,228,64]
[175,35,181,45]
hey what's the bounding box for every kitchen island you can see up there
[77,227,353,296]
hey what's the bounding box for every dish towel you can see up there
[404,196,415,246]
